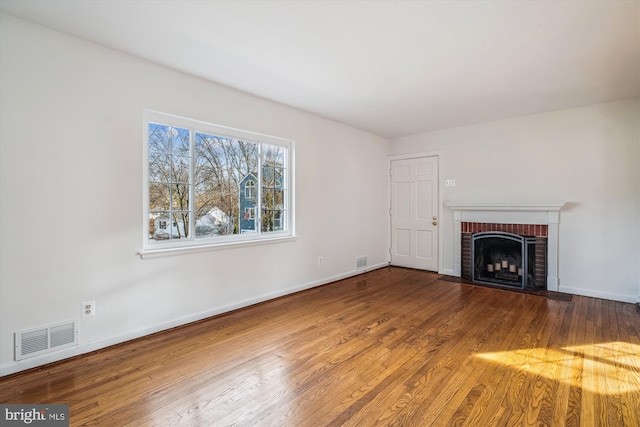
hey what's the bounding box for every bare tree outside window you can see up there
[194,134,257,236]
[148,124,190,241]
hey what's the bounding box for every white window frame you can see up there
[141,110,295,259]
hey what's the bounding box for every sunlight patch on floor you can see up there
[475,341,640,394]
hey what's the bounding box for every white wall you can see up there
[391,98,640,303]
[0,14,390,375]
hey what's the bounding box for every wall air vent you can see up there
[15,320,79,361]
[356,256,368,270]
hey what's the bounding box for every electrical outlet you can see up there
[81,300,95,318]
[317,256,323,266]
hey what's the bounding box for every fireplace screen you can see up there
[470,232,546,290]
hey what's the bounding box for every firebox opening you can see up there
[473,232,525,288]
[461,225,547,291]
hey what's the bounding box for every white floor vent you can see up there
[15,320,79,361]
[356,256,368,270]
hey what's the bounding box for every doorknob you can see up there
[432,216,437,220]
[432,221,438,226]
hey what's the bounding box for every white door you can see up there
[390,156,439,271]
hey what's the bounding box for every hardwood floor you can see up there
[1,267,639,426]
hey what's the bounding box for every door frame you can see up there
[388,151,444,274]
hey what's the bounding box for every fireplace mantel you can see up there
[445,202,566,291]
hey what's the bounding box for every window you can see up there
[143,110,294,254]
[245,180,256,198]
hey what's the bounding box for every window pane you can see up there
[171,184,190,211]
[150,213,171,241]
[262,188,274,207]
[148,123,192,242]
[148,124,171,154]
[195,132,258,236]
[149,153,171,183]
[274,210,283,231]
[149,211,189,241]
[261,186,285,232]
[274,189,284,209]
[261,209,284,232]
[170,211,190,239]
[261,143,286,234]
[273,167,284,187]
[195,208,234,238]
[172,156,190,184]
[262,187,283,232]
[149,183,170,211]
[171,127,190,157]
[263,144,285,168]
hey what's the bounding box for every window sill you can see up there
[139,235,298,259]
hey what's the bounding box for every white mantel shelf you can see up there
[445,201,566,292]
[444,202,565,212]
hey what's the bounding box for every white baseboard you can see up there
[0,263,388,377]
[439,269,456,276]
[558,286,638,303]
[437,272,637,304]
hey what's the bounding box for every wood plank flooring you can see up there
[1,267,639,426]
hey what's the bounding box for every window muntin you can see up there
[143,111,293,251]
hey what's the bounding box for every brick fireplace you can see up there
[445,202,565,291]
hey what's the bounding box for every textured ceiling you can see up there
[1,0,638,138]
